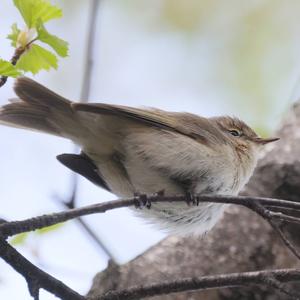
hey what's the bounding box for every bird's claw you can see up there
[134,193,151,209]
[185,193,199,206]
[153,190,165,198]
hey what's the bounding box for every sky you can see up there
[1,0,300,299]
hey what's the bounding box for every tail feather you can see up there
[0,101,59,135]
[0,77,74,137]
[0,77,120,155]
[14,77,71,110]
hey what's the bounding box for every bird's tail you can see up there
[0,77,85,140]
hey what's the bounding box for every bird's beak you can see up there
[253,137,280,144]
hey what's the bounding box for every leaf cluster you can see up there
[0,0,68,77]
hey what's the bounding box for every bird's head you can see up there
[210,116,279,162]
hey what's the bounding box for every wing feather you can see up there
[72,103,225,144]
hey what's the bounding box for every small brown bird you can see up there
[0,77,278,234]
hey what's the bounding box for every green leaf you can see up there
[13,0,33,27]
[16,44,58,74]
[0,59,22,77]
[31,0,62,25]
[9,233,29,246]
[36,222,64,234]
[7,23,21,47]
[13,0,62,28]
[37,21,68,57]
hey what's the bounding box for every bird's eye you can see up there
[229,129,241,137]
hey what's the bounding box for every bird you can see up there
[0,77,279,235]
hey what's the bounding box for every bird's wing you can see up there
[72,103,224,144]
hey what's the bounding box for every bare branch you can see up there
[2,224,300,300]
[2,195,300,299]
[269,212,300,225]
[2,194,300,262]
[0,237,85,300]
[2,195,300,238]
[90,268,300,300]
[0,46,26,88]
[250,201,300,260]
[55,196,118,263]
[57,0,115,261]
[80,0,101,102]
[263,275,300,300]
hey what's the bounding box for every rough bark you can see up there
[88,102,300,300]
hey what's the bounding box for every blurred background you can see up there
[1,0,300,299]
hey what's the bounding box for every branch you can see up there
[63,0,100,209]
[55,195,117,263]
[2,194,300,262]
[250,201,300,260]
[79,0,100,102]
[57,0,115,260]
[0,46,25,88]
[2,195,300,237]
[0,237,85,300]
[2,195,300,299]
[90,268,300,300]
[263,275,300,300]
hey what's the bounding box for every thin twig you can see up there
[65,0,100,208]
[276,224,300,260]
[91,268,300,300]
[59,0,113,260]
[263,275,300,300]
[0,36,39,88]
[80,0,100,102]
[250,201,300,260]
[76,218,117,260]
[56,195,116,261]
[0,46,25,87]
[56,194,116,260]
[269,211,300,225]
[0,237,85,300]
[62,0,100,208]
[266,206,300,214]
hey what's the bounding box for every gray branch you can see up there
[92,269,300,300]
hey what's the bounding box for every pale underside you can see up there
[84,123,250,235]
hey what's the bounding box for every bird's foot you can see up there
[152,189,165,198]
[185,192,198,206]
[134,193,151,209]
